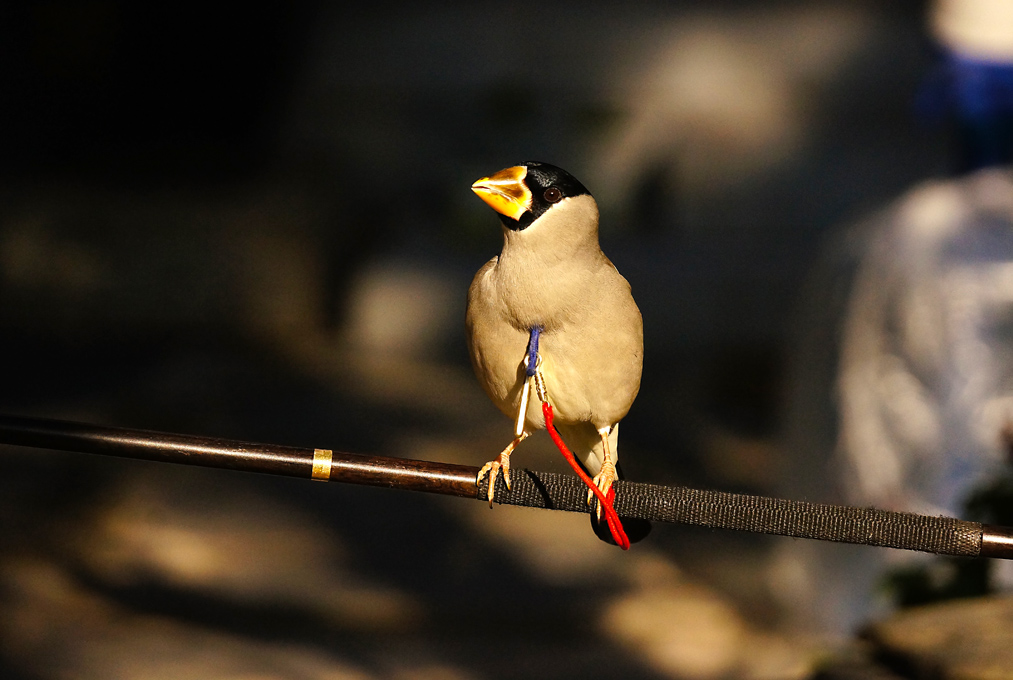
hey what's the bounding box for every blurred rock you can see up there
[864,594,1013,679]
[815,594,1013,679]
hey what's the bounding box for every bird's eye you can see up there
[544,187,562,203]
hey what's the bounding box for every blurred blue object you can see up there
[835,169,1013,518]
[917,49,1013,170]
[774,2,1013,636]
[778,167,1013,635]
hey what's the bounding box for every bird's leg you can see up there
[588,425,618,520]
[477,375,533,507]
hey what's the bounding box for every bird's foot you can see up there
[477,433,527,506]
[587,459,618,521]
[477,451,511,506]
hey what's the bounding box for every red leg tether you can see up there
[542,402,630,550]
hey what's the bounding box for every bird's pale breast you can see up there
[466,257,643,432]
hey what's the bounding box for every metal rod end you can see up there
[980,524,1013,559]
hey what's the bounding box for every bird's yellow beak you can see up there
[471,166,531,220]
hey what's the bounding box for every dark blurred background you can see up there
[2,1,1002,678]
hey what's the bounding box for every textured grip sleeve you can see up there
[486,470,984,557]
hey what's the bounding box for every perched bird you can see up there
[466,161,649,544]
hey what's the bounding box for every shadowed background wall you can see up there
[0,2,972,679]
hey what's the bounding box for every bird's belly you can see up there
[539,342,641,430]
[474,330,639,430]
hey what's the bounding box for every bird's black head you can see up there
[471,161,591,231]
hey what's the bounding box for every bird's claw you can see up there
[587,460,618,521]
[477,451,512,507]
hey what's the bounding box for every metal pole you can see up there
[2,413,1012,559]
[0,413,480,498]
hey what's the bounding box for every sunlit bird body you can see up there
[466,162,648,543]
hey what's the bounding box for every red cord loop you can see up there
[541,401,630,550]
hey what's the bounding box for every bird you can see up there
[466,161,650,544]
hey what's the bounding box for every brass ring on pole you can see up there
[312,448,333,481]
